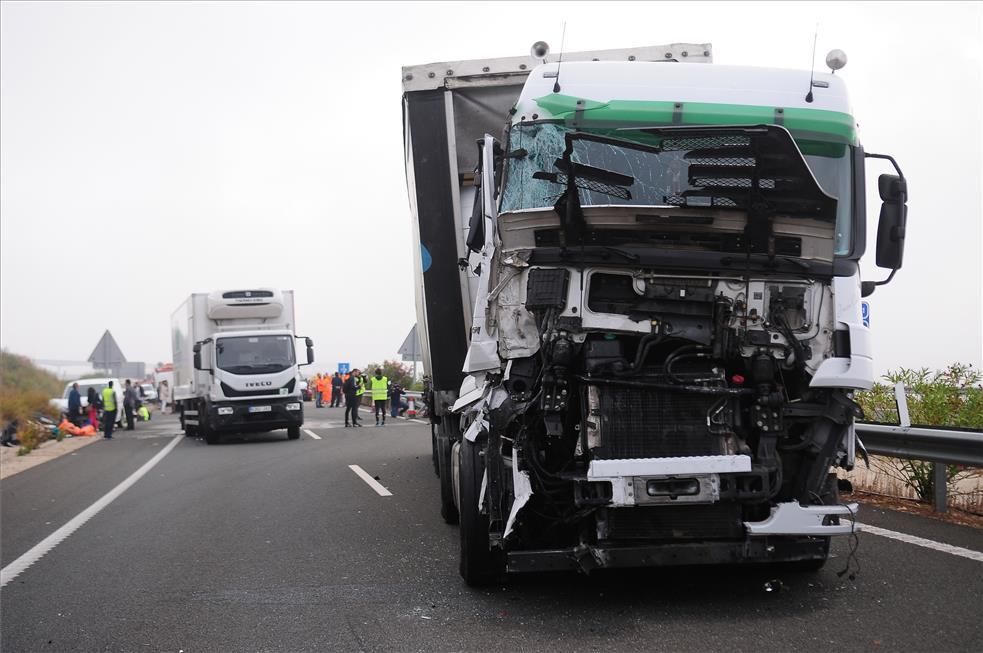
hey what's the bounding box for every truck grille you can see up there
[605,504,743,540]
[590,385,721,459]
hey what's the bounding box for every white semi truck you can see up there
[403,43,908,584]
[171,289,314,444]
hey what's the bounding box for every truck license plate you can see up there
[248,405,272,413]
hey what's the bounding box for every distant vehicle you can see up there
[299,379,313,402]
[140,383,158,402]
[50,378,124,427]
[171,288,314,444]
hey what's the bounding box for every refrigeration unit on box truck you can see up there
[403,42,909,584]
[171,288,315,444]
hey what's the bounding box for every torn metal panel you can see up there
[452,373,486,412]
[496,269,540,359]
[463,416,488,443]
[504,454,533,539]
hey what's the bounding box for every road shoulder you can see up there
[0,435,102,480]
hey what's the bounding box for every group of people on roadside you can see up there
[308,369,409,428]
[66,379,155,440]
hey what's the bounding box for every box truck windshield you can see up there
[215,335,296,374]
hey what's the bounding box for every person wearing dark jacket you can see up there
[343,368,362,427]
[123,380,137,431]
[67,383,83,425]
[330,372,343,408]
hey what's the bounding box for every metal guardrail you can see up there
[853,382,982,512]
[854,423,983,467]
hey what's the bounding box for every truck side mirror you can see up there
[193,342,202,370]
[875,174,907,270]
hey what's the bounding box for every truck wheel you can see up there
[287,425,301,440]
[200,412,218,445]
[437,432,459,525]
[458,438,501,586]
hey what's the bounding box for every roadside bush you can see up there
[1,351,63,454]
[0,350,62,397]
[15,420,52,456]
[855,363,982,507]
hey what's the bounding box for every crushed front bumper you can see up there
[507,536,833,574]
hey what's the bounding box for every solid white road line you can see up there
[858,522,983,563]
[1,434,185,588]
[303,429,322,440]
[348,464,393,497]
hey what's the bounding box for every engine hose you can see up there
[666,351,719,384]
[628,332,663,373]
[577,375,755,396]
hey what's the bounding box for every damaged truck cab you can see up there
[403,44,908,584]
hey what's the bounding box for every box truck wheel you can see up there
[200,404,219,445]
[437,428,459,525]
[287,425,301,439]
[458,438,502,586]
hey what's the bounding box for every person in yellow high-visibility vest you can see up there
[370,368,390,426]
[101,381,118,439]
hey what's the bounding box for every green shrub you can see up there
[856,363,982,428]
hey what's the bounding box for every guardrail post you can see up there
[932,462,948,513]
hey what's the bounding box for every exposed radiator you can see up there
[605,504,743,540]
[588,384,722,459]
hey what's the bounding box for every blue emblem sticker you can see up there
[861,301,870,328]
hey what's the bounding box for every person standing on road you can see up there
[67,382,82,426]
[343,368,362,427]
[314,373,324,408]
[123,380,137,431]
[370,368,390,426]
[101,381,117,439]
[330,372,343,407]
[158,380,171,414]
[86,386,101,428]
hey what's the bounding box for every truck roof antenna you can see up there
[553,21,567,94]
[804,23,818,103]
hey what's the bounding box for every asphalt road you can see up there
[2,407,981,652]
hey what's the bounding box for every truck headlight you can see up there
[217,407,234,415]
[286,403,301,411]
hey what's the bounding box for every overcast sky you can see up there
[1,1,980,379]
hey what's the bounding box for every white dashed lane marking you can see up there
[858,523,983,563]
[348,465,393,497]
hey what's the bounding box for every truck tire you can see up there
[458,438,502,586]
[287,425,301,440]
[200,406,219,445]
[437,431,459,525]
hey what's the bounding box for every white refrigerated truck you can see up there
[403,43,908,584]
[171,289,314,444]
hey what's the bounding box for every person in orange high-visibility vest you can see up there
[317,374,330,408]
